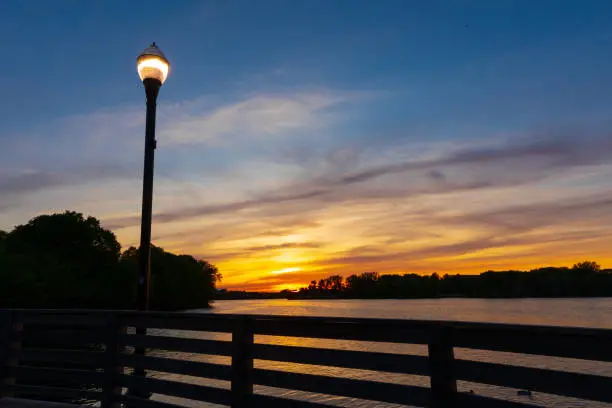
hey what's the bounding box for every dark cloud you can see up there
[0,164,133,196]
[428,170,446,181]
[442,193,612,233]
[333,132,612,187]
[0,172,65,195]
[106,188,330,229]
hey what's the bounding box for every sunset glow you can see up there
[270,267,302,275]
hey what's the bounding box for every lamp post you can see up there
[136,43,169,311]
[129,43,169,400]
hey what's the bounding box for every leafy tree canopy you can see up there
[0,211,218,310]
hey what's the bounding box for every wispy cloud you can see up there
[244,242,321,252]
[158,91,351,144]
[0,88,360,223]
[324,129,612,187]
[0,165,132,195]
[0,165,136,216]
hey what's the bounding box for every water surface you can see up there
[209,297,612,327]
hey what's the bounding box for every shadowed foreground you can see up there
[2,309,612,408]
[0,398,79,408]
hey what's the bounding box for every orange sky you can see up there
[104,173,612,292]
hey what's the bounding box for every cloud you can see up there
[244,242,321,252]
[0,89,354,199]
[175,242,321,263]
[0,172,64,195]
[151,218,321,247]
[2,107,144,169]
[441,192,612,233]
[0,102,146,214]
[328,131,612,187]
[0,164,132,199]
[105,187,330,229]
[0,88,366,229]
[159,91,350,144]
[428,170,446,181]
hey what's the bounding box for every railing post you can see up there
[0,312,22,399]
[126,317,150,403]
[231,317,254,408]
[102,313,125,408]
[428,325,457,408]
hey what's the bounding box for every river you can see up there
[150,298,612,407]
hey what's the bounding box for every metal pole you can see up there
[131,78,160,400]
[137,77,160,312]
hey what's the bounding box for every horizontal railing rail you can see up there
[1,310,612,408]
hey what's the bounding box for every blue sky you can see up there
[3,1,612,290]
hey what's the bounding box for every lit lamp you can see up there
[136,43,170,312]
[137,43,170,84]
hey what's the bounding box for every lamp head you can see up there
[137,42,169,84]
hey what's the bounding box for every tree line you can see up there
[292,261,612,299]
[0,211,220,310]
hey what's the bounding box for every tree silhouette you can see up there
[572,261,601,273]
[295,262,612,299]
[0,211,219,310]
[2,211,122,308]
[121,245,220,310]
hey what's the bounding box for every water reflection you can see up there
[208,298,612,328]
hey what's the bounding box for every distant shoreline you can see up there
[216,263,612,301]
[215,293,612,301]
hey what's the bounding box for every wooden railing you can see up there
[1,310,612,408]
